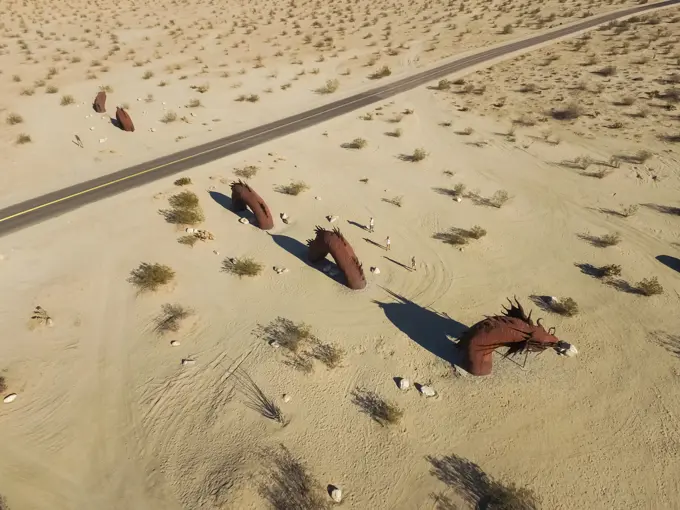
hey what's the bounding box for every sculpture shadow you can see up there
[209,191,255,222]
[657,255,680,273]
[269,234,342,284]
[374,288,467,368]
[109,117,122,129]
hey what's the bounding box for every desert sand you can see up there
[2,1,680,509]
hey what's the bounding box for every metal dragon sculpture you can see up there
[307,226,366,290]
[457,297,578,376]
[230,180,274,230]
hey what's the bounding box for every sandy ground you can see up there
[3,2,680,510]
[0,0,639,208]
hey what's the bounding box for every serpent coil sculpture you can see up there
[115,107,135,132]
[458,298,578,376]
[92,91,106,113]
[307,227,366,290]
[230,180,274,230]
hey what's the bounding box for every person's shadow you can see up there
[374,288,468,368]
[269,233,343,284]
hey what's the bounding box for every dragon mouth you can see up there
[556,342,578,357]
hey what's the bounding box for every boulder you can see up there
[116,107,135,132]
[93,91,106,113]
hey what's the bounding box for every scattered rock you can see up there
[370,267,381,274]
[194,229,215,241]
[181,358,196,366]
[419,385,437,397]
[238,217,249,225]
[185,228,196,234]
[170,340,181,347]
[280,213,289,224]
[213,250,220,255]
[99,138,107,144]
[3,394,17,404]
[326,215,339,223]
[273,267,289,274]
[330,488,343,503]
[315,196,322,201]
[89,126,95,131]
[399,378,410,390]
[455,197,462,203]
[270,340,281,349]
[149,127,156,133]
[282,394,292,403]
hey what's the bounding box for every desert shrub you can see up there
[368,65,391,79]
[309,342,344,369]
[434,229,468,245]
[161,111,177,123]
[6,113,23,125]
[342,137,368,149]
[467,225,487,239]
[60,94,75,105]
[20,88,35,96]
[234,165,259,179]
[259,446,329,510]
[142,70,154,79]
[386,128,403,137]
[236,371,287,425]
[246,94,260,102]
[277,181,309,196]
[162,207,204,225]
[46,85,58,93]
[622,204,639,217]
[502,23,514,34]
[550,103,582,120]
[259,317,315,352]
[128,262,175,292]
[315,79,339,94]
[435,79,451,90]
[551,297,579,316]
[352,388,403,426]
[222,257,263,278]
[174,177,192,186]
[585,168,613,179]
[360,112,373,121]
[177,234,199,246]
[598,264,622,277]
[595,65,617,76]
[489,190,510,208]
[15,133,31,144]
[400,147,427,162]
[599,233,621,246]
[153,303,193,334]
[0,376,6,393]
[383,195,404,207]
[186,98,201,108]
[99,84,113,93]
[169,190,199,209]
[457,127,474,135]
[636,277,663,296]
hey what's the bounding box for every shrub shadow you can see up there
[373,288,467,368]
[650,331,680,359]
[642,203,680,216]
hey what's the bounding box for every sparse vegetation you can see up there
[234,165,259,179]
[434,225,486,245]
[161,111,178,123]
[259,317,315,352]
[636,277,664,296]
[550,297,579,317]
[580,232,621,247]
[15,133,31,144]
[153,303,193,334]
[60,94,75,105]
[6,113,23,125]
[621,204,639,217]
[236,370,288,425]
[162,190,204,225]
[277,181,309,196]
[315,78,339,94]
[400,148,427,162]
[368,65,391,79]
[142,70,154,79]
[309,342,344,369]
[383,195,404,207]
[186,98,201,108]
[0,376,6,393]
[174,177,192,186]
[352,388,403,426]
[222,257,264,278]
[342,137,368,149]
[128,262,175,292]
[46,85,58,94]
[177,234,199,247]
[489,190,511,208]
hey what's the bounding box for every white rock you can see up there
[270,341,281,349]
[170,340,181,347]
[238,217,249,224]
[181,358,196,366]
[370,267,381,274]
[549,296,560,304]
[399,378,410,390]
[185,228,196,234]
[162,102,167,105]
[99,138,107,143]
[3,394,17,404]
[190,112,196,117]
[327,215,338,223]
[213,250,220,255]
[282,394,292,403]
[315,196,322,200]
[331,488,343,503]
[46,318,54,327]
[137,97,142,101]
[455,197,462,202]
[150,128,156,133]
[89,126,95,131]
[419,385,436,397]
[280,213,289,220]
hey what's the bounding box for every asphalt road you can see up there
[0,0,677,236]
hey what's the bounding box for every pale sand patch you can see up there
[1,83,679,508]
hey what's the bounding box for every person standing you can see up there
[385,236,391,251]
[411,256,416,271]
[369,217,375,233]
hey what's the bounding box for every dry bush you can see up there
[582,168,612,179]
[161,111,178,123]
[434,79,451,90]
[383,195,404,207]
[400,148,427,162]
[153,303,193,334]
[162,207,204,225]
[434,226,486,245]
[501,23,514,34]
[6,113,23,125]
[467,225,487,239]
[550,297,579,317]
[169,190,199,209]
[550,103,582,120]
[489,190,511,208]
[186,98,201,108]
[177,234,199,247]
[222,257,264,278]
[99,84,113,93]
[142,70,154,79]
[259,445,329,510]
[636,277,663,296]
[236,370,287,425]
[598,264,622,278]
[46,85,58,94]
[616,150,652,164]
[368,65,391,79]
[128,262,175,292]
[456,127,474,135]
[15,133,31,144]
[60,94,75,105]
[259,317,315,352]
[342,138,368,149]
[0,376,6,393]
[174,177,192,186]
[352,388,403,426]
[309,342,344,369]
[594,65,617,76]
[580,232,621,247]
[277,181,309,196]
[621,204,639,217]
[234,165,259,179]
[315,79,339,94]
[386,128,403,137]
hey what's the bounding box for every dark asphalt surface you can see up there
[0,0,677,236]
